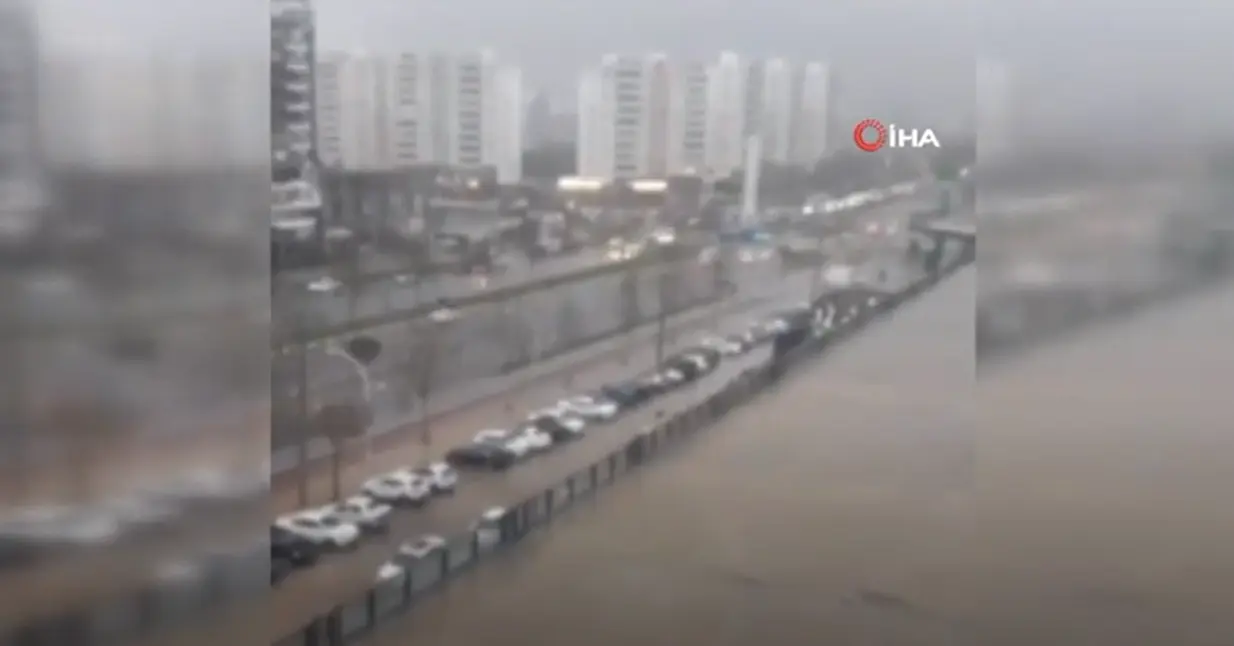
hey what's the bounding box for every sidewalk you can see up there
[271,272,813,513]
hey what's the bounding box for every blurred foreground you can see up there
[1,0,270,640]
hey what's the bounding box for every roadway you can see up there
[272,193,932,458]
[0,271,813,642]
[0,190,930,643]
[120,197,930,646]
[270,269,816,496]
[274,247,617,328]
[126,287,898,646]
[271,255,774,455]
[273,187,930,331]
[353,266,973,646]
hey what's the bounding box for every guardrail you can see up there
[277,251,974,646]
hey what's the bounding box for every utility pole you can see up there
[418,319,438,446]
[295,322,310,506]
[808,217,829,303]
[654,252,669,367]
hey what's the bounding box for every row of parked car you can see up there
[270,462,460,584]
[438,329,779,473]
[366,301,867,582]
[364,303,856,578]
[271,301,838,585]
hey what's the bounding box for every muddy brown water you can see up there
[360,270,1234,646]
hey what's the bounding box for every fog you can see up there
[2,0,1232,643]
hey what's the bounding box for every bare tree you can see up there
[312,402,371,502]
[399,321,439,445]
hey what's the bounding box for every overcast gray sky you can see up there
[32,0,1234,144]
[314,0,1233,139]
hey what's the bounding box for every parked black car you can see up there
[271,525,320,567]
[525,415,583,442]
[271,557,297,586]
[723,333,754,353]
[446,443,518,470]
[663,356,704,381]
[601,380,657,409]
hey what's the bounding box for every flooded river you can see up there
[360,268,1234,646]
[361,268,975,646]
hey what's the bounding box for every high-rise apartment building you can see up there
[667,61,709,175]
[271,0,321,211]
[0,0,44,237]
[746,58,794,164]
[792,61,832,166]
[704,52,747,178]
[426,50,522,183]
[576,68,611,177]
[315,49,522,182]
[575,53,675,178]
[731,57,797,165]
[579,52,833,179]
[389,52,431,168]
[490,64,524,183]
[316,52,391,170]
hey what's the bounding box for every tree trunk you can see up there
[416,323,437,446]
[296,340,310,507]
[330,439,342,502]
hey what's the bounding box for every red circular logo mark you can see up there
[853,119,886,152]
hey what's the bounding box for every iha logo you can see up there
[852,119,940,151]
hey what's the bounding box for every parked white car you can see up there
[544,412,586,434]
[408,463,458,494]
[375,560,405,583]
[397,534,447,561]
[473,429,509,444]
[549,395,618,421]
[362,472,433,507]
[306,276,342,293]
[474,429,533,458]
[274,510,360,549]
[323,496,391,533]
[699,335,744,356]
[513,426,553,452]
[471,507,506,548]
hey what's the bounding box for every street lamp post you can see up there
[654,248,670,368]
[324,339,376,459]
[295,330,310,506]
[415,318,438,446]
[414,304,458,447]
